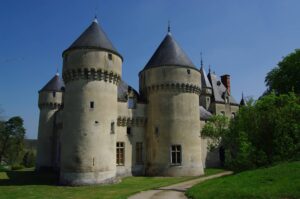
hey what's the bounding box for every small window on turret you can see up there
[111,122,115,134]
[52,92,56,98]
[127,127,131,135]
[187,69,190,75]
[108,53,113,61]
[90,101,94,109]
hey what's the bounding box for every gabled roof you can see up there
[200,106,212,121]
[208,72,238,105]
[143,33,196,70]
[63,19,122,59]
[200,66,212,88]
[39,73,65,93]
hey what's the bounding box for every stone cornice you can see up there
[63,68,121,85]
[38,102,63,109]
[117,116,147,127]
[145,83,201,95]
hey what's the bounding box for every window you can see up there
[155,127,159,137]
[108,53,113,61]
[187,69,190,74]
[111,122,115,134]
[116,142,125,166]
[127,127,131,135]
[52,91,56,97]
[220,111,225,116]
[128,98,136,109]
[231,112,236,119]
[136,142,143,165]
[171,145,182,165]
[90,101,94,109]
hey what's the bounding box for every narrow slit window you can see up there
[116,142,125,166]
[108,53,113,61]
[187,69,190,74]
[111,122,115,134]
[127,127,131,135]
[90,101,94,109]
[171,145,182,165]
[52,91,56,97]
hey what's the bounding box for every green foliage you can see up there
[265,49,300,94]
[11,165,25,170]
[186,161,300,199]
[0,116,26,165]
[201,115,229,150]
[224,92,300,171]
[22,150,36,168]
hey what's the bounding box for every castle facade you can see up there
[36,18,239,185]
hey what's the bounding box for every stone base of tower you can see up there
[146,164,204,177]
[59,171,118,186]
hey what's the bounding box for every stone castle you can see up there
[36,18,240,185]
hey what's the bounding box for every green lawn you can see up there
[0,168,223,199]
[186,161,300,199]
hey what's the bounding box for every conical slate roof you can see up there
[200,66,212,88]
[63,19,122,59]
[143,33,196,70]
[39,73,65,92]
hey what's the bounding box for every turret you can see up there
[240,93,246,107]
[36,73,64,171]
[60,18,122,185]
[139,28,204,176]
[200,66,212,110]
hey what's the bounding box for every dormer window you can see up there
[128,98,136,109]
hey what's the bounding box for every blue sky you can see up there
[1,0,300,139]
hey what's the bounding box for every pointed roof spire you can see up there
[200,65,212,88]
[200,52,203,68]
[143,31,195,70]
[39,72,65,93]
[63,18,122,59]
[240,92,246,106]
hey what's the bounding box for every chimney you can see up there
[221,74,231,95]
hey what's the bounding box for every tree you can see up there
[0,116,26,164]
[224,92,300,171]
[265,49,300,94]
[201,115,229,150]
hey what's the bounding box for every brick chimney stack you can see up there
[221,74,231,95]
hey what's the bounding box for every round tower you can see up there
[36,73,64,171]
[60,18,122,185]
[139,30,204,176]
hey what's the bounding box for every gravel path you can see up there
[128,171,233,199]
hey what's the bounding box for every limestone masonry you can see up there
[36,18,241,185]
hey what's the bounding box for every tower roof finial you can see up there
[93,15,98,23]
[168,20,171,33]
[200,52,203,68]
[56,66,59,76]
[208,64,211,73]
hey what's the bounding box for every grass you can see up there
[186,161,300,199]
[0,167,224,199]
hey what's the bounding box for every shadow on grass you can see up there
[0,170,59,186]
